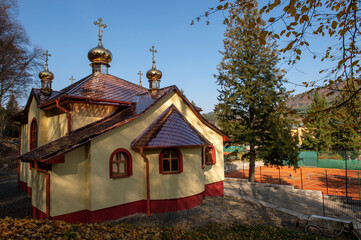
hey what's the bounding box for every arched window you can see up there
[205,145,216,165]
[159,148,183,174]
[109,148,133,179]
[30,118,38,150]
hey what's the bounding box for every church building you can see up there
[11,19,228,223]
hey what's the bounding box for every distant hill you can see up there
[286,87,336,113]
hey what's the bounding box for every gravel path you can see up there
[0,169,299,230]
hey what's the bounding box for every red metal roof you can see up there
[131,104,210,149]
[38,72,149,106]
[18,86,176,162]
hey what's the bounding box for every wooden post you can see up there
[325,169,328,195]
[279,167,281,184]
[300,168,303,189]
[260,166,262,183]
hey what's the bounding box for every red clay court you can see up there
[226,165,361,199]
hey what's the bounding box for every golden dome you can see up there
[39,68,54,81]
[88,42,112,64]
[146,67,162,81]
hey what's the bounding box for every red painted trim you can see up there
[109,148,133,179]
[19,181,32,196]
[204,181,224,197]
[31,181,223,223]
[30,118,38,150]
[40,96,132,110]
[46,153,65,164]
[201,146,205,169]
[205,145,216,165]
[33,206,47,220]
[139,148,151,216]
[56,99,71,135]
[159,148,183,174]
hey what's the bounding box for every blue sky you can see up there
[17,0,331,113]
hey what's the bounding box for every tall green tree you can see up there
[302,91,332,151]
[214,2,298,182]
[329,80,361,152]
[196,1,361,108]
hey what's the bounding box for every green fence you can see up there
[298,151,361,170]
[224,146,246,153]
[298,151,318,167]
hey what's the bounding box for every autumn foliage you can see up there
[0,217,329,239]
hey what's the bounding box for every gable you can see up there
[131,104,210,149]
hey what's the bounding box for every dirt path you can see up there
[0,169,299,230]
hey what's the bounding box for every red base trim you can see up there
[19,181,32,196]
[32,181,224,223]
[204,181,224,197]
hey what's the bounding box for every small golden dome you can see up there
[88,42,112,64]
[146,67,162,81]
[39,69,54,81]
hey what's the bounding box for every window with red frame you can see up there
[109,148,133,178]
[30,119,38,150]
[205,145,216,165]
[159,148,183,174]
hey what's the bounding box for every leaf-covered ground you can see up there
[1,217,357,240]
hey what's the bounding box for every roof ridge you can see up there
[107,74,148,91]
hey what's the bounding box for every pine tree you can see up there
[301,91,332,151]
[214,2,298,182]
[329,82,361,152]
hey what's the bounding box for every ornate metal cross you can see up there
[94,18,107,41]
[69,76,75,85]
[43,50,51,68]
[137,70,143,86]
[149,45,157,63]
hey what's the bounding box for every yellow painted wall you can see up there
[33,90,224,216]
[47,113,67,142]
[49,144,90,216]
[71,103,117,130]
[19,96,40,187]
[88,91,224,211]
[147,148,205,200]
[32,169,46,213]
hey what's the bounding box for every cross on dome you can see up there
[43,50,51,70]
[137,70,143,86]
[149,46,157,67]
[94,18,107,42]
[69,76,75,85]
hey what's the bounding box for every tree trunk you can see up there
[248,142,256,182]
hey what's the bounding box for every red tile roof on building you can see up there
[18,86,176,162]
[17,73,229,163]
[39,72,149,106]
[131,104,210,149]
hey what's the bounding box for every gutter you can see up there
[139,147,150,216]
[56,99,71,135]
[34,160,50,219]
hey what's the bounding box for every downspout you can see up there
[34,160,50,219]
[139,147,150,216]
[55,99,71,135]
